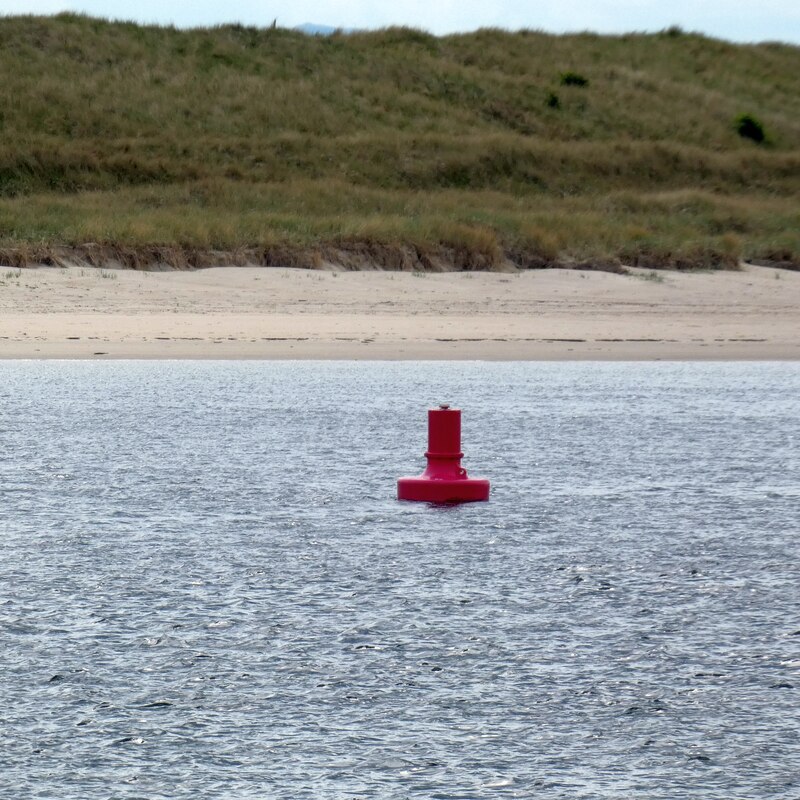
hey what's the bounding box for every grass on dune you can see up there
[0,14,799,269]
[2,181,796,270]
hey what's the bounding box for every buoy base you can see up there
[397,476,490,504]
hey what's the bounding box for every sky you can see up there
[1,1,799,44]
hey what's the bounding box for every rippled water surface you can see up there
[1,361,799,799]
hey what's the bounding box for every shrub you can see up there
[546,92,560,109]
[560,71,588,87]
[735,113,766,143]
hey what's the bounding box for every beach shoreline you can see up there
[1,264,798,361]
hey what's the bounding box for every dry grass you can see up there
[0,15,798,269]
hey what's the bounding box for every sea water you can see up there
[1,361,798,799]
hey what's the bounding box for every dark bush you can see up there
[546,92,560,109]
[735,113,766,143]
[560,71,588,87]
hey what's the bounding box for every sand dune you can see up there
[0,265,797,359]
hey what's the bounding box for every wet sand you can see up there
[1,264,798,359]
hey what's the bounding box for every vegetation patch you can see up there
[546,92,560,109]
[735,114,766,144]
[560,71,589,87]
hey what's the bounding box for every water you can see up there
[1,361,798,799]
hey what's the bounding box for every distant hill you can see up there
[0,14,798,270]
[295,23,350,36]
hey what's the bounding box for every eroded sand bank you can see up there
[0,265,798,359]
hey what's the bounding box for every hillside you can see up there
[1,14,798,270]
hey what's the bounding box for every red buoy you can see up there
[397,404,490,503]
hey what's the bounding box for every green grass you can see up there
[0,14,798,269]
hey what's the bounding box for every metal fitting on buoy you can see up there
[397,405,490,503]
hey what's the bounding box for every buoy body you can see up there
[397,405,490,503]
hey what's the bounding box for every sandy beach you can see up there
[0,264,798,359]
